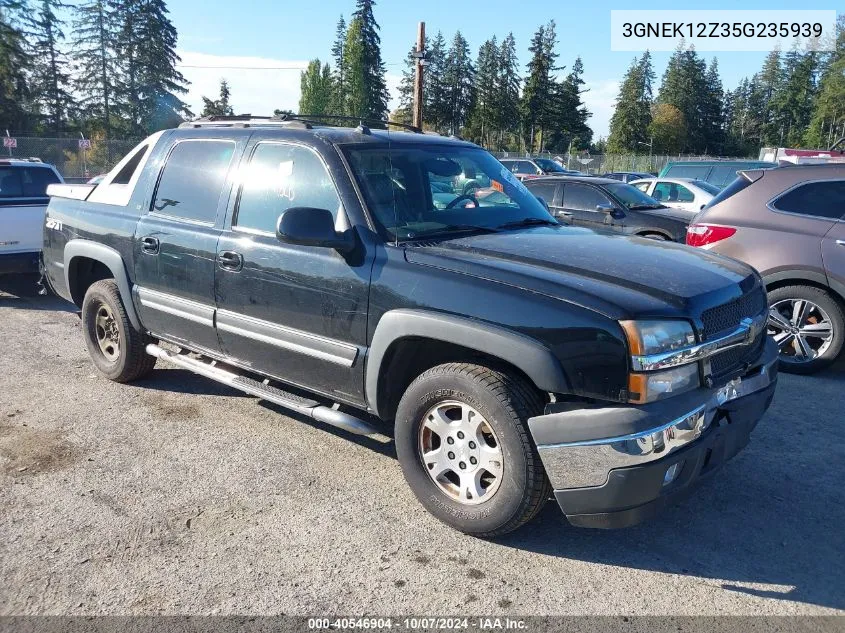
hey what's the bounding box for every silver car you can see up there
[630,177,720,220]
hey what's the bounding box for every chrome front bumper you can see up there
[530,337,778,490]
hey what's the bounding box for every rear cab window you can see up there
[151,139,236,224]
[665,165,709,180]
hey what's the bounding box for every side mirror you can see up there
[535,195,550,212]
[597,203,624,219]
[276,207,354,253]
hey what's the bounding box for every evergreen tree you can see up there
[750,49,783,145]
[298,59,333,116]
[28,0,72,135]
[442,30,475,136]
[607,52,654,153]
[120,0,191,133]
[72,0,120,137]
[200,79,234,117]
[771,48,817,146]
[395,41,419,124]
[349,0,388,120]
[701,58,725,153]
[466,37,498,145]
[0,0,33,132]
[805,16,845,147]
[330,15,346,116]
[424,30,449,133]
[494,33,520,149]
[342,17,366,120]
[521,23,553,151]
[547,56,592,152]
[656,43,708,152]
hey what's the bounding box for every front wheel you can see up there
[767,285,844,374]
[394,363,550,537]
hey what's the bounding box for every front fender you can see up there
[365,309,570,418]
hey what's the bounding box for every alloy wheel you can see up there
[768,298,834,364]
[418,400,504,505]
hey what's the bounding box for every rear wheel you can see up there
[639,232,669,241]
[767,285,844,374]
[394,363,550,537]
[82,279,156,382]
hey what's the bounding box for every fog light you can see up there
[663,462,683,486]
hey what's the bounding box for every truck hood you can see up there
[403,226,758,320]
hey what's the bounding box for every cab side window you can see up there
[563,184,612,211]
[654,182,694,203]
[235,142,341,234]
[771,180,845,220]
[152,140,235,223]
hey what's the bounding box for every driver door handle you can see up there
[218,250,243,271]
[836,240,845,246]
[140,236,159,254]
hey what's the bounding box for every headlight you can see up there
[621,320,700,404]
[620,320,696,356]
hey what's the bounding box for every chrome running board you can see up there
[146,344,379,436]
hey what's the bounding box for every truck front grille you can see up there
[701,287,768,380]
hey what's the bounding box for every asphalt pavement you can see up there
[1,274,843,616]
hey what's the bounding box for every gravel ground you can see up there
[1,274,843,616]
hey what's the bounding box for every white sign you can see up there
[3,137,17,149]
[78,139,92,150]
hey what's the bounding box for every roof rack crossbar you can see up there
[274,113,423,134]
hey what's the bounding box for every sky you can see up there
[168,0,843,140]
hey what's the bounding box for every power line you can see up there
[175,62,404,70]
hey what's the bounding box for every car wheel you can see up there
[82,279,157,382]
[394,362,550,537]
[639,232,669,241]
[766,285,844,375]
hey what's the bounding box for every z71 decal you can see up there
[45,218,63,231]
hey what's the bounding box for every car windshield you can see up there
[343,144,556,240]
[603,182,663,209]
[692,180,721,195]
[533,158,566,173]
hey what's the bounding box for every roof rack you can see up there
[179,113,424,134]
[179,114,313,129]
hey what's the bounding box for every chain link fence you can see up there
[494,151,751,175]
[3,137,142,181]
[7,136,753,181]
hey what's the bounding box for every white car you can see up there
[629,177,719,220]
[0,159,63,274]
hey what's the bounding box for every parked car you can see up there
[600,171,653,183]
[0,158,63,275]
[660,160,776,189]
[630,177,720,220]
[500,157,583,180]
[688,163,845,374]
[42,116,777,536]
[523,176,689,241]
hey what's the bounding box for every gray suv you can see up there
[687,163,845,374]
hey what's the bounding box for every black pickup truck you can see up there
[41,116,778,537]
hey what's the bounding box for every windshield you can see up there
[533,158,566,173]
[604,182,663,209]
[344,145,556,240]
[692,180,721,195]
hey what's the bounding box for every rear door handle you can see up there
[218,250,243,271]
[140,236,159,254]
[836,240,845,246]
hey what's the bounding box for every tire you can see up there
[394,362,550,537]
[639,232,668,241]
[767,285,844,375]
[81,279,156,382]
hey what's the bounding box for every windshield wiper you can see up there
[496,217,560,230]
[402,224,500,241]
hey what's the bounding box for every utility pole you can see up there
[412,21,426,130]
